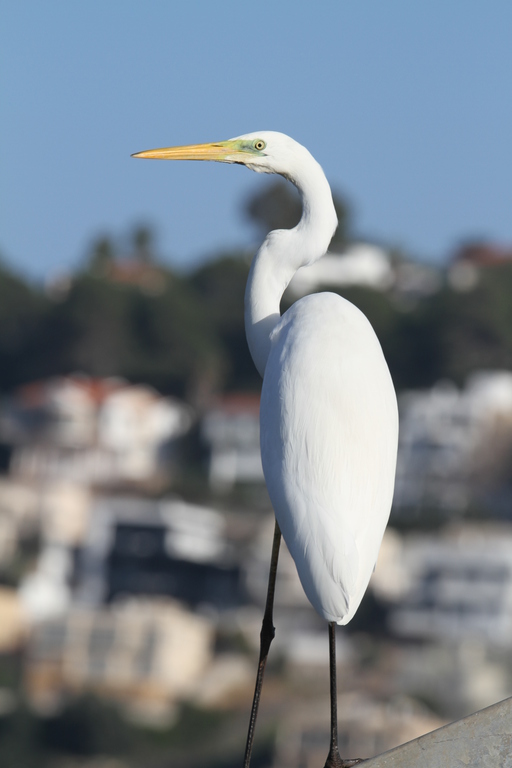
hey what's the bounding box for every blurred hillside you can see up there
[2,183,512,403]
[1,182,512,767]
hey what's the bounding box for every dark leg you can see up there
[243,520,281,768]
[324,622,362,768]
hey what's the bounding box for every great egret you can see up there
[133,132,398,768]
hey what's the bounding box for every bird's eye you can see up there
[253,139,266,151]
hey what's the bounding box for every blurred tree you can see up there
[0,702,44,768]
[47,274,133,377]
[4,220,512,406]
[87,236,115,276]
[330,192,352,248]
[41,694,133,757]
[132,224,155,264]
[245,179,351,248]
[189,253,257,391]
[372,264,512,391]
[385,301,443,390]
[87,225,157,275]
[245,179,302,235]
[439,265,512,381]
[0,262,49,391]
[0,695,240,767]
[42,271,221,399]
[281,281,445,392]
[123,271,222,399]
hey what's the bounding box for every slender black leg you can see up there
[243,520,281,768]
[324,622,362,768]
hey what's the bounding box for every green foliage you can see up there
[41,694,134,756]
[376,264,512,392]
[245,179,302,235]
[42,271,221,398]
[0,695,245,768]
[0,263,48,390]
[162,702,229,749]
[190,254,257,391]
[3,251,512,400]
[424,265,512,384]
[245,179,351,247]
[3,190,512,403]
[132,224,155,264]
[0,703,45,768]
[0,695,136,767]
[330,193,352,248]
[282,283,443,392]
[49,274,136,377]
[87,236,115,276]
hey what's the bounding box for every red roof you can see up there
[454,243,512,266]
[16,375,126,408]
[211,393,261,415]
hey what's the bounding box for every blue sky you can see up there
[2,1,511,280]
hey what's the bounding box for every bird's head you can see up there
[132,131,313,180]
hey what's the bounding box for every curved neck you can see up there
[244,155,337,377]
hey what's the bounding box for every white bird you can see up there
[133,131,398,768]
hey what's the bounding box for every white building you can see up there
[76,495,242,609]
[389,524,512,649]
[6,376,193,487]
[0,478,41,566]
[288,243,394,297]
[26,598,214,722]
[201,394,263,491]
[394,371,512,515]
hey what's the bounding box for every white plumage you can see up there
[133,130,399,766]
[261,292,397,623]
[133,129,398,625]
[239,132,398,625]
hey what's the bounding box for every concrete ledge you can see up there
[361,696,512,767]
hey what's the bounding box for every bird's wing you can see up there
[260,292,398,624]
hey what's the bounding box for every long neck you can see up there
[244,155,337,377]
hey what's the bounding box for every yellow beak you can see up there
[131,139,247,163]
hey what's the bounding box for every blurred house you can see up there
[45,259,168,300]
[0,478,40,566]
[0,477,92,625]
[201,393,263,491]
[448,240,512,291]
[104,259,167,296]
[25,598,213,723]
[0,587,27,651]
[394,371,512,517]
[370,528,409,604]
[2,375,193,488]
[390,524,512,649]
[395,636,512,717]
[19,542,74,625]
[287,242,440,300]
[273,692,444,767]
[245,516,307,608]
[392,258,441,297]
[77,496,247,611]
[38,481,91,547]
[288,243,395,297]
[453,241,512,267]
